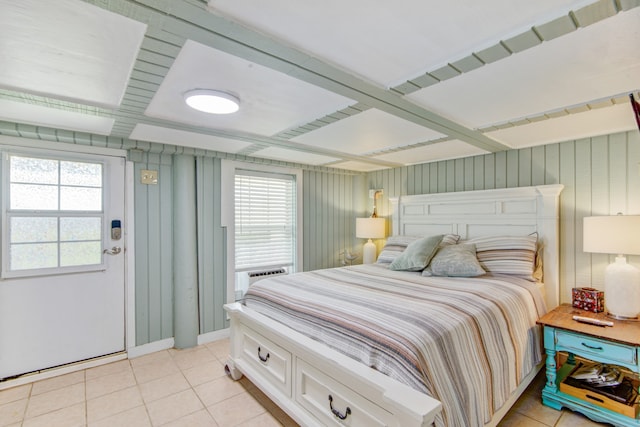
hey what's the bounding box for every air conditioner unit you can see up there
[235,267,289,301]
[247,267,288,285]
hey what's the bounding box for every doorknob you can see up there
[103,246,122,255]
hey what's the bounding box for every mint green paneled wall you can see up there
[133,154,359,346]
[302,170,360,271]
[195,156,227,333]
[133,153,174,345]
[366,131,640,305]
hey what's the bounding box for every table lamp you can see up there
[583,215,640,319]
[356,217,386,264]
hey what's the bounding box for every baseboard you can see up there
[128,330,229,357]
[127,337,174,359]
[197,328,230,345]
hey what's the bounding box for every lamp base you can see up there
[604,256,640,319]
[362,239,377,264]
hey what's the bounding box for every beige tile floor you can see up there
[0,339,611,427]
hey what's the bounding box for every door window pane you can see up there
[10,156,58,184]
[10,243,58,270]
[60,187,102,211]
[60,217,101,241]
[60,161,102,187]
[60,241,102,267]
[10,217,57,243]
[10,184,58,210]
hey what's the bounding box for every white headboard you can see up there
[390,184,564,309]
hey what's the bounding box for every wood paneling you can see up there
[130,156,359,345]
[367,131,640,304]
[196,156,227,334]
[133,153,174,345]
[302,170,358,271]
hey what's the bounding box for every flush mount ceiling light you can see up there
[183,89,240,114]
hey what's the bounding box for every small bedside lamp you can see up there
[356,217,386,264]
[583,215,640,319]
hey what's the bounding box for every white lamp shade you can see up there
[583,215,640,255]
[355,217,386,239]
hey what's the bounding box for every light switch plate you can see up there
[141,169,158,185]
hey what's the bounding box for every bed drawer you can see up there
[556,330,637,366]
[295,358,395,426]
[240,326,292,396]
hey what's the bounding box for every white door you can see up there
[0,150,126,379]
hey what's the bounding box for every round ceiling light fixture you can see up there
[183,89,240,114]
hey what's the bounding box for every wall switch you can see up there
[141,169,158,185]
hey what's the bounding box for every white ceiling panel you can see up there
[250,147,340,166]
[486,103,638,149]
[0,99,114,135]
[129,124,252,153]
[145,40,354,136]
[209,0,594,87]
[374,140,488,165]
[408,8,640,129]
[2,1,638,172]
[0,0,146,108]
[292,109,445,155]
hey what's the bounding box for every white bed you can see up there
[224,184,563,426]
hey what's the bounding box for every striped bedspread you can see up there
[243,264,547,427]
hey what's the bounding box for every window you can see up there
[3,153,104,276]
[234,170,296,272]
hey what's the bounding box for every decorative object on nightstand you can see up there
[583,214,640,319]
[339,250,359,266]
[571,287,604,313]
[356,217,385,264]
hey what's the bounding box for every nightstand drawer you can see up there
[556,330,637,365]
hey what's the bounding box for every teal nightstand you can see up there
[537,304,640,426]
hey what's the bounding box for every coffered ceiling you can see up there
[0,0,638,171]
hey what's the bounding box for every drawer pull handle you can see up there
[257,346,270,363]
[581,342,604,351]
[586,394,605,404]
[328,394,351,420]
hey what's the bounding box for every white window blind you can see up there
[234,170,295,271]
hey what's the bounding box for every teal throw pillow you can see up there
[389,235,443,271]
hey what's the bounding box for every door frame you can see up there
[0,135,135,389]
